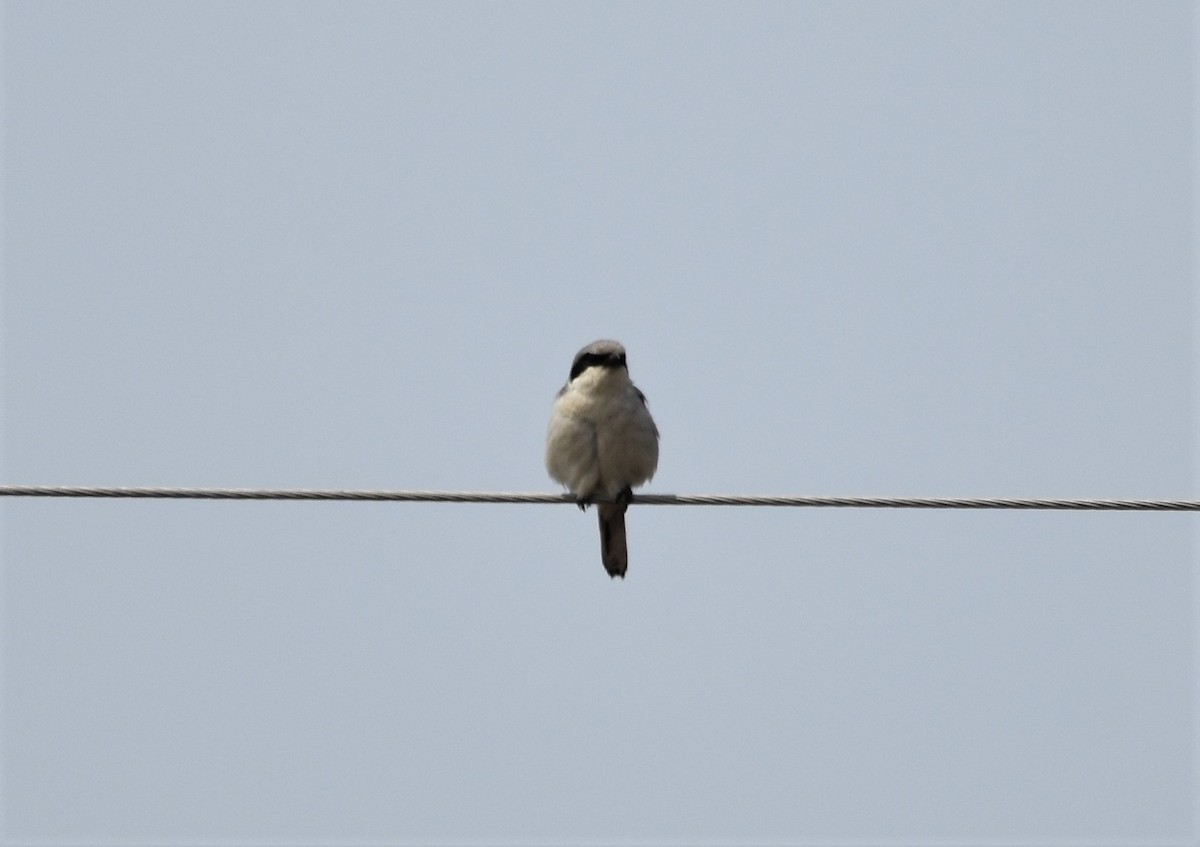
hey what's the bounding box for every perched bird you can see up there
[546,340,659,578]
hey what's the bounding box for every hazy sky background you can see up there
[2,1,1196,843]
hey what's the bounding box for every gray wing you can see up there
[634,387,660,439]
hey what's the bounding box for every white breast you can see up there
[546,368,659,499]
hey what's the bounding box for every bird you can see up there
[546,339,660,578]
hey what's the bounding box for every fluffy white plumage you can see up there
[546,340,659,578]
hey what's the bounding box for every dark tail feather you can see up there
[598,504,628,578]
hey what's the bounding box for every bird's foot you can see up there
[578,487,633,512]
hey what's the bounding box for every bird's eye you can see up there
[570,353,602,380]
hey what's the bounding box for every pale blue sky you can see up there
[2,1,1196,843]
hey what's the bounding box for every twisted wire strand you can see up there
[1,485,1198,511]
